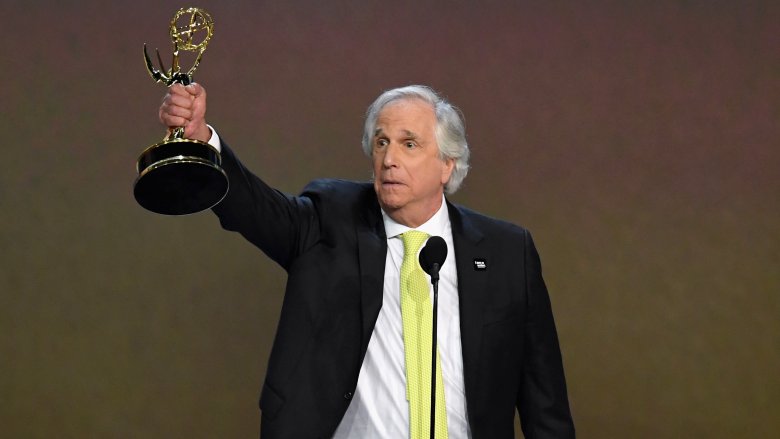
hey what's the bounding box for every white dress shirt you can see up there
[334,197,471,438]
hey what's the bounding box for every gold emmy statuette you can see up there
[134,7,228,215]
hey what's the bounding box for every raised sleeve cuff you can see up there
[206,124,221,152]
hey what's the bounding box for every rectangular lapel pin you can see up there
[473,258,487,271]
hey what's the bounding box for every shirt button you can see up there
[343,391,353,400]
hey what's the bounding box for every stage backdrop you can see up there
[1,1,777,438]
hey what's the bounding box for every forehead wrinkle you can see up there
[401,129,419,139]
[373,127,419,140]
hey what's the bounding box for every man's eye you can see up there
[376,139,388,147]
[405,142,416,148]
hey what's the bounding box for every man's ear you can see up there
[441,158,455,185]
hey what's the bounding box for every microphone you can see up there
[419,236,448,283]
[418,235,447,439]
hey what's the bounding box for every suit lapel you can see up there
[357,189,387,356]
[448,202,488,413]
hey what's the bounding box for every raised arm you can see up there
[158,83,320,269]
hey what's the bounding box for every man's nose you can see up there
[382,143,400,168]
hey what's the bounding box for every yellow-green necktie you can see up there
[400,231,448,439]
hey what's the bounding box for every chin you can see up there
[377,192,406,212]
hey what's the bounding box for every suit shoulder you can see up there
[301,179,373,203]
[300,179,377,221]
[454,204,530,239]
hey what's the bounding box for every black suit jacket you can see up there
[212,141,575,438]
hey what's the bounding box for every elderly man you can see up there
[159,83,575,438]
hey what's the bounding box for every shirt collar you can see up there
[381,196,450,240]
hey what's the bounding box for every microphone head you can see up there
[419,235,448,276]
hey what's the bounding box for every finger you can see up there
[165,92,195,109]
[161,114,190,129]
[167,83,190,97]
[159,99,193,127]
[185,82,205,98]
[161,101,193,120]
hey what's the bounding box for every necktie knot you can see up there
[402,230,430,260]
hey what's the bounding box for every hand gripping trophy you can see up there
[134,7,228,215]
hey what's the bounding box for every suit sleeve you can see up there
[211,138,320,271]
[517,230,576,438]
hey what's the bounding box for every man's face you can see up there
[371,98,454,227]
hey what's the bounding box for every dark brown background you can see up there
[1,1,777,437]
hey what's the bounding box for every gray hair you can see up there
[361,85,470,194]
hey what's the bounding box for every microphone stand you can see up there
[430,262,440,439]
[419,236,447,439]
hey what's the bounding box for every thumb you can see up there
[186,82,205,98]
